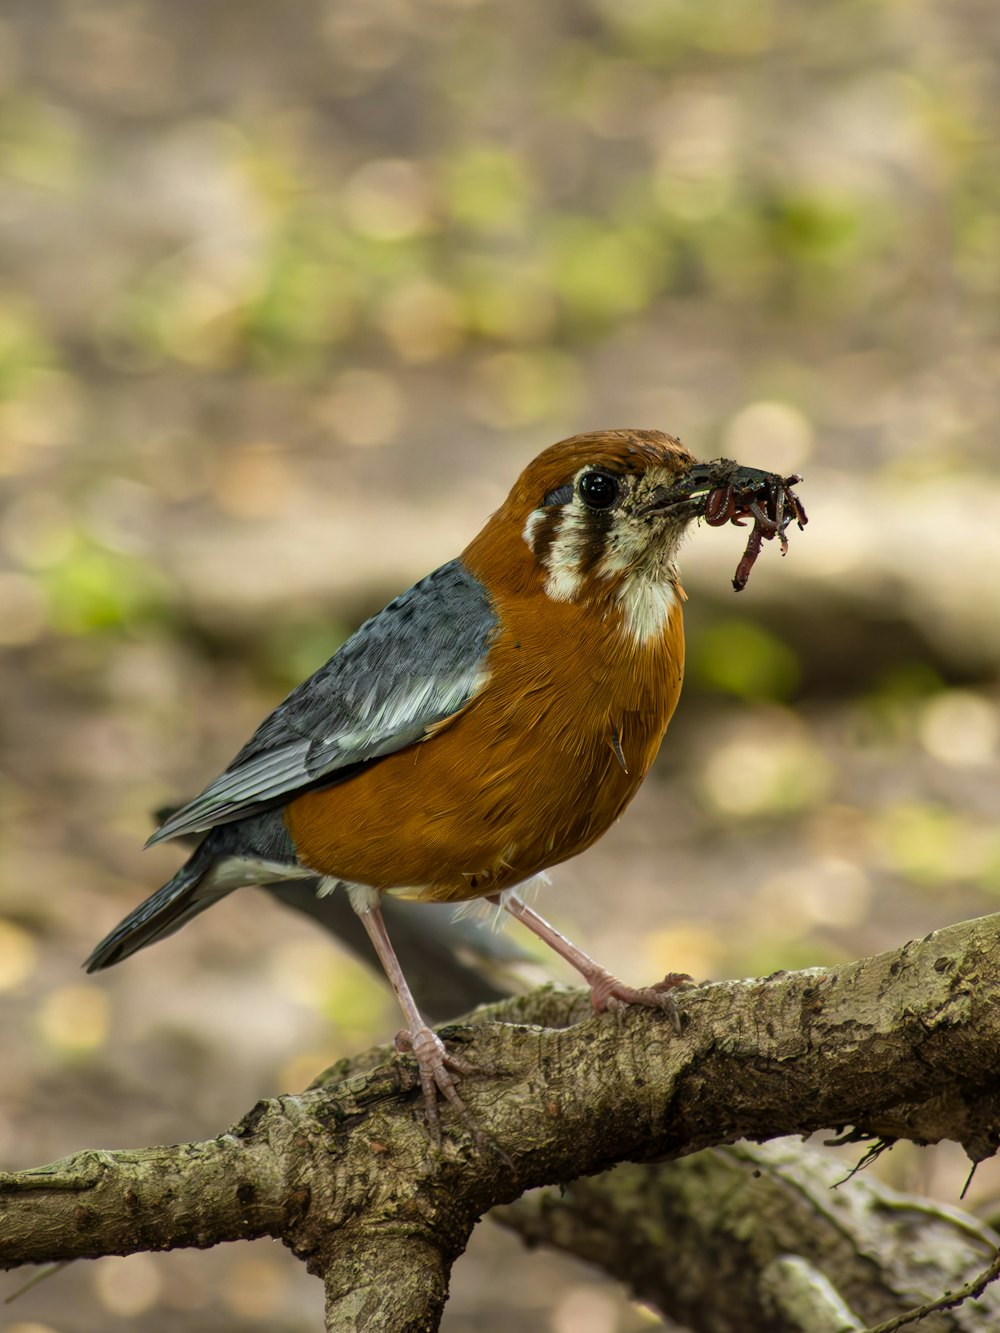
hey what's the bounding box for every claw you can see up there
[394,1025,479,1142]
[497,894,692,1041]
[589,971,693,1035]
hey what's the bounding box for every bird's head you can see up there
[463,429,700,624]
[463,429,806,640]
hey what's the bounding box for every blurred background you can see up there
[1,0,1000,1328]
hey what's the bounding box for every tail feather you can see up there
[84,861,228,972]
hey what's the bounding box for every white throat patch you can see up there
[615,571,677,644]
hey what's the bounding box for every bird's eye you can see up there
[579,470,620,510]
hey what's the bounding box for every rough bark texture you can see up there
[3,913,1000,1331]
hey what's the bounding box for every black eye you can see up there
[579,470,620,509]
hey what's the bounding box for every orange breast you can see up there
[284,585,684,903]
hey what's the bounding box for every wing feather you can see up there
[149,559,496,844]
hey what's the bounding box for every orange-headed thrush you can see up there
[86,429,806,1134]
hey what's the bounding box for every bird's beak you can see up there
[641,459,736,517]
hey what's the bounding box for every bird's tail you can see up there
[84,852,229,972]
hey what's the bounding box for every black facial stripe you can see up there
[575,507,614,577]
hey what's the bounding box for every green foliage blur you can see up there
[1,0,998,660]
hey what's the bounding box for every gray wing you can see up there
[148,559,497,845]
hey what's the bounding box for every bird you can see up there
[85,428,805,1135]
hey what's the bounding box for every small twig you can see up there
[4,1262,71,1304]
[863,1249,1000,1333]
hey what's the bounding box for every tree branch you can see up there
[322,1233,452,1332]
[0,1138,297,1263]
[495,1139,1000,1331]
[4,913,1000,1330]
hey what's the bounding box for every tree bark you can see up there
[3,912,1000,1330]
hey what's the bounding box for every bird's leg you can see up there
[346,885,475,1139]
[494,892,686,1034]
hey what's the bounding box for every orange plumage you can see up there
[285,576,684,902]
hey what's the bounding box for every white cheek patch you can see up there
[542,502,586,602]
[545,564,583,602]
[522,509,545,552]
[524,505,583,598]
[598,530,636,578]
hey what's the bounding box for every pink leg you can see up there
[495,892,686,1033]
[351,894,476,1140]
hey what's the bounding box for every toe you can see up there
[396,1025,477,1140]
[590,974,685,1033]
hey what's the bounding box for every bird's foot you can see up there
[589,971,693,1034]
[394,1026,479,1142]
